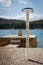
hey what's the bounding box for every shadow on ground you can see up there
[28,59,43,64]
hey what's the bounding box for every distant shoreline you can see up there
[0,18,43,29]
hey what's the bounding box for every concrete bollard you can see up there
[18,29,22,36]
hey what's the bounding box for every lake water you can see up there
[0,29,43,48]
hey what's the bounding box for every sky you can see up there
[0,0,43,21]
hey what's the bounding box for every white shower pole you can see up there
[22,8,33,60]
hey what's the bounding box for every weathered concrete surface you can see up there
[0,44,43,65]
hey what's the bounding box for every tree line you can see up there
[0,18,43,29]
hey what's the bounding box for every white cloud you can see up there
[14,13,43,21]
[0,0,2,2]
[0,14,26,20]
[19,0,28,5]
[14,14,26,20]
[0,14,43,21]
[29,14,43,21]
[0,0,11,7]
[0,15,15,19]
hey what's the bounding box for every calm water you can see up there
[0,29,43,48]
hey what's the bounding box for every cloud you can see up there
[30,14,43,21]
[0,15,15,19]
[19,0,28,5]
[0,14,26,20]
[14,13,43,21]
[14,14,26,20]
[0,0,11,7]
[0,14,43,21]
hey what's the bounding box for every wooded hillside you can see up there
[0,18,43,29]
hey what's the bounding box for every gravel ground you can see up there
[0,44,43,65]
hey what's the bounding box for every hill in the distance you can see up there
[0,18,43,29]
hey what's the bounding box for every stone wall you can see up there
[0,37,37,48]
[19,38,37,48]
[0,38,10,46]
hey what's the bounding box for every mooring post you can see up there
[18,29,22,36]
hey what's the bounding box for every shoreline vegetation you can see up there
[0,18,43,29]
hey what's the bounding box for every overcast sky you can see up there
[0,0,43,21]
